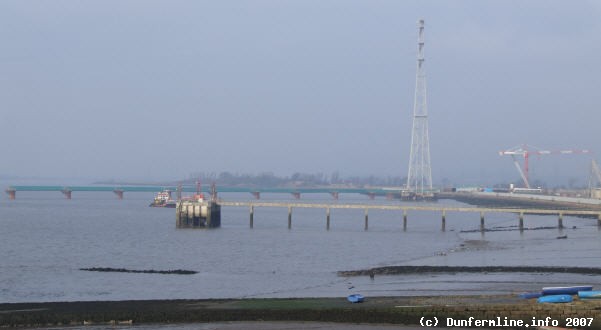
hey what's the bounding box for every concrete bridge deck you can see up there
[219,201,601,231]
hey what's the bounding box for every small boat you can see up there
[518,292,542,299]
[578,290,601,299]
[347,294,364,303]
[149,190,176,208]
[542,286,593,295]
[537,294,573,303]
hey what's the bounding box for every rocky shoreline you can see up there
[79,267,198,275]
[338,265,601,277]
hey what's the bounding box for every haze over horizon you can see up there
[1,1,600,188]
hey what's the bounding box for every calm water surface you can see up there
[1,190,600,303]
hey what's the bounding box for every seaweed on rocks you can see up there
[80,267,197,275]
[338,265,601,277]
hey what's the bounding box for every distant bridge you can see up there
[4,185,407,200]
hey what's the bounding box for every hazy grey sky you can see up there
[1,1,600,186]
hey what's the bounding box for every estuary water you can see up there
[1,190,601,303]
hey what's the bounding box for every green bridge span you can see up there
[4,185,413,200]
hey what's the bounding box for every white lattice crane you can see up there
[499,144,591,188]
[589,160,601,196]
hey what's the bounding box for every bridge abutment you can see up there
[6,188,16,200]
[61,189,72,199]
[113,189,124,199]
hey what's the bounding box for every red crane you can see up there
[499,144,591,188]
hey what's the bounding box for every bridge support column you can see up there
[403,210,407,231]
[251,191,260,200]
[61,189,72,199]
[364,208,368,231]
[558,213,563,229]
[6,188,16,200]
[291,192,301,200]
[250,205,254,228]
[441,210,446,232]
[288,206,292,229]
[519,212,524,231]
[480,212,485,232]
[326,207,330,230]
[330,192,339,200]
[113,189,124,199]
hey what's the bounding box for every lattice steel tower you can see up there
[406,19,433,196]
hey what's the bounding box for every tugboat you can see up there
[149,190,176,208]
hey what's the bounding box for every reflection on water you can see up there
[1,191,600,302]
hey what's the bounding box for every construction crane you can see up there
[499,144,591,188]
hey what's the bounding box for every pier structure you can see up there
[176,183,221,228]
[219,201,601,231]
[176,199,221,228]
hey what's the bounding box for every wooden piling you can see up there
[598,214,601,227]
[250,205,254,228]
[326,207,330,230]
[441,210,446,232]
[364,208,368,231]
[288,206,292,229]
[403,210,407,231]
[558,213,563,229]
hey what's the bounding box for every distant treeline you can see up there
[186,171,406,187]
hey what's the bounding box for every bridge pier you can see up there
[251,191,260,200]
[480,212,485,232]
[558,213,563,229]
[288,206,292,229]
[330,192,339,200]
[441,210,446,232]
[364,208,368,231]
[61,189,72,199]
[113,189,124,199]
[326,207,330,230]
[291,192,301,200]
[519,212,524,231]
[403,210,407,231]
[6,188,16,200]
[250,205,254,228]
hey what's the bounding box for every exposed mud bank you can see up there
[338,265,601,277]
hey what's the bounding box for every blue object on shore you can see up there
[347,294,364,303]
[518,292,542,299]
[537,294,573,303]
[542,286,593,295]
[578,290,601,299]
